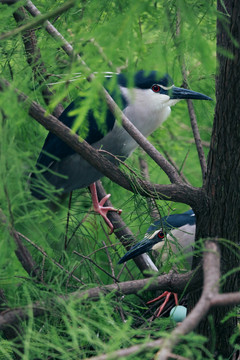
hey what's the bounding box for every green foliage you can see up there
[1,0,238,359]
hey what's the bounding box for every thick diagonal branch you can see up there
[0,78,201,207]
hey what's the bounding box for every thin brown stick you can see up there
[175,9,207,181]
[210,292,240,306]
[17,231,85,285]
[139,151,160,221]
[73,251,120,283]
[151,136,191,185]
[165,7,208,183]
[186,94,208,181]
[101,239,116,282]
[64,191,73,250]
[0,207,39,277]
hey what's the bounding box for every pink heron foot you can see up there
[147,291,178,318]
[89,183,122,234]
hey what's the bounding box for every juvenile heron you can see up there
[118,209,196,317]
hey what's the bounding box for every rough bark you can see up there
[191,0,240,356]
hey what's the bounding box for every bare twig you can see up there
[151,136,191,185]
[178,137,210,148]
[139,151,160,221]
[73,251,120,283]
[64,191,73,250]
[0,208,39,277]
[165,7,208,183]
[210,292,240,306]
[14,231,39,277]
[175,9,207,182]
[17,231,85,285]
[186,91,208,181]
[101,239,116,281]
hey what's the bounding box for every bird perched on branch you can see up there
[118,209,196,317]
[30,71,211,233]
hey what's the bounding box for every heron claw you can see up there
[147,291,178,318]
[89,183,122,234]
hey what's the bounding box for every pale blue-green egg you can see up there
[170,306,187,322]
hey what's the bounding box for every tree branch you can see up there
[211,292,240,306]
[80,241,240,360]
[138,151,160,220]
[0,268,201,331]
[0,0,76,41]
[0,238,238,357]
[0,209,39,277]
[154,240,220,360]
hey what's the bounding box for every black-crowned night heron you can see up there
[30,71,211,233]
[118,209,196,317]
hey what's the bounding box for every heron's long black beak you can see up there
[118,238,154,264]
[171,86,213,101]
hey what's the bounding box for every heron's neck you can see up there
[120,86,173,137]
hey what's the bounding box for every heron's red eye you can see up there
[157,231,164,239]
[152,84,161,93]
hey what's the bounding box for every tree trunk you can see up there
[190,0,240,357]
